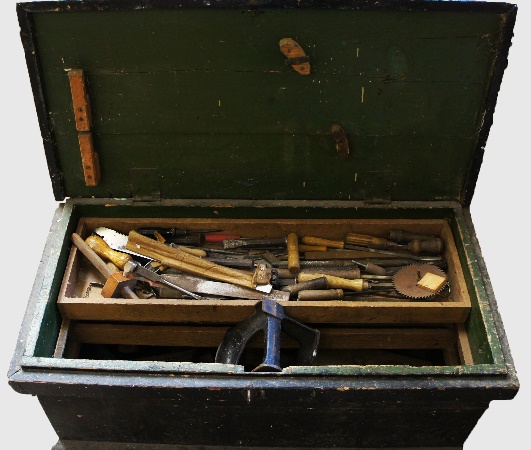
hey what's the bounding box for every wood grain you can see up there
[67,69,92,131]
[78,132,100,186]
[70,323,456,350]
[57,298,470,324]
[126,230,257,288]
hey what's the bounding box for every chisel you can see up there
[223,237,287,250]
[345,233,443,254]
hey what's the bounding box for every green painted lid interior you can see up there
[30,5,511,202]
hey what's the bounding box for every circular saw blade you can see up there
[393,264,448,299]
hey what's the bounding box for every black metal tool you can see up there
[136,227,222,238]
[215,298,320,372]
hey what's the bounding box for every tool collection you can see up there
[71,226,450,371]
[75,226,450,302]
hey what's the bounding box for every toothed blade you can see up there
[94,227,154,261]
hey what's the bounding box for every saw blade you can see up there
[94,227,154,260]
[392,264,448,299]
[162,274,285,300]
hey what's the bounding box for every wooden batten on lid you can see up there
[68,69,100,186]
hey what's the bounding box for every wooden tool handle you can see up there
[363,262,387,276]
[72,233,114,278]
[407,238,444,255]
[345,233,395,249]
[177,246,207,258]
[287,233,300,275]
[297,289,344,301]
[284,276,328,298]
[298,272,368,292]
[85,235,132,269]
[304,268,361,279]
[127,231,257,289]
[302,236,344,249]
[298,244,327,252]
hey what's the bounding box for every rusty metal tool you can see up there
[137,227,222,238]
[223,237,287,250]
[123,260,202,299]
[343,244,443,261]
[71,233,138,299]
[159,273,289,301]
[392,264,448,299]
[215,298,319,372]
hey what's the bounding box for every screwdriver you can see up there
[345,233,443,254]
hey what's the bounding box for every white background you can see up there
[0,1,528,448]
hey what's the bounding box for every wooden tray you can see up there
[58,217,471,325]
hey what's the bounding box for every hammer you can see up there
[71,233,138,299]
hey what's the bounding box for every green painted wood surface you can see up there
[30,8,505,201]
[18,199,517,381]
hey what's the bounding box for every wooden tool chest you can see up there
[9,1,519,449]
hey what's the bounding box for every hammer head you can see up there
[102,272,137,298]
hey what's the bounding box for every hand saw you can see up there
[95,227,276,295]
[124,260,288,301]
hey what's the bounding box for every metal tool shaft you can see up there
[124,261,202,299]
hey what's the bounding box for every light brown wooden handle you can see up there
[72,233,114,278]
[301,236,344,249]
[177,246,207,258]
[85,235,132,269]
[298,272,368,291]
[345,233,395,249]
[298,244,327,252]
[304,268,361,279]
[287,233,300,275]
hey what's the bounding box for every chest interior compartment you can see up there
[35,202,496,375]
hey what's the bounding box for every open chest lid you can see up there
[18,0,516,204]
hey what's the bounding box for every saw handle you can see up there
[85,235,132,270]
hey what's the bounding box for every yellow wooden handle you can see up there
[301,236,344,249]
[298,244,327,252]
[177,246,207,258]
[298,272,368,291]
[85,235,132,270]
[287,233,300,274]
